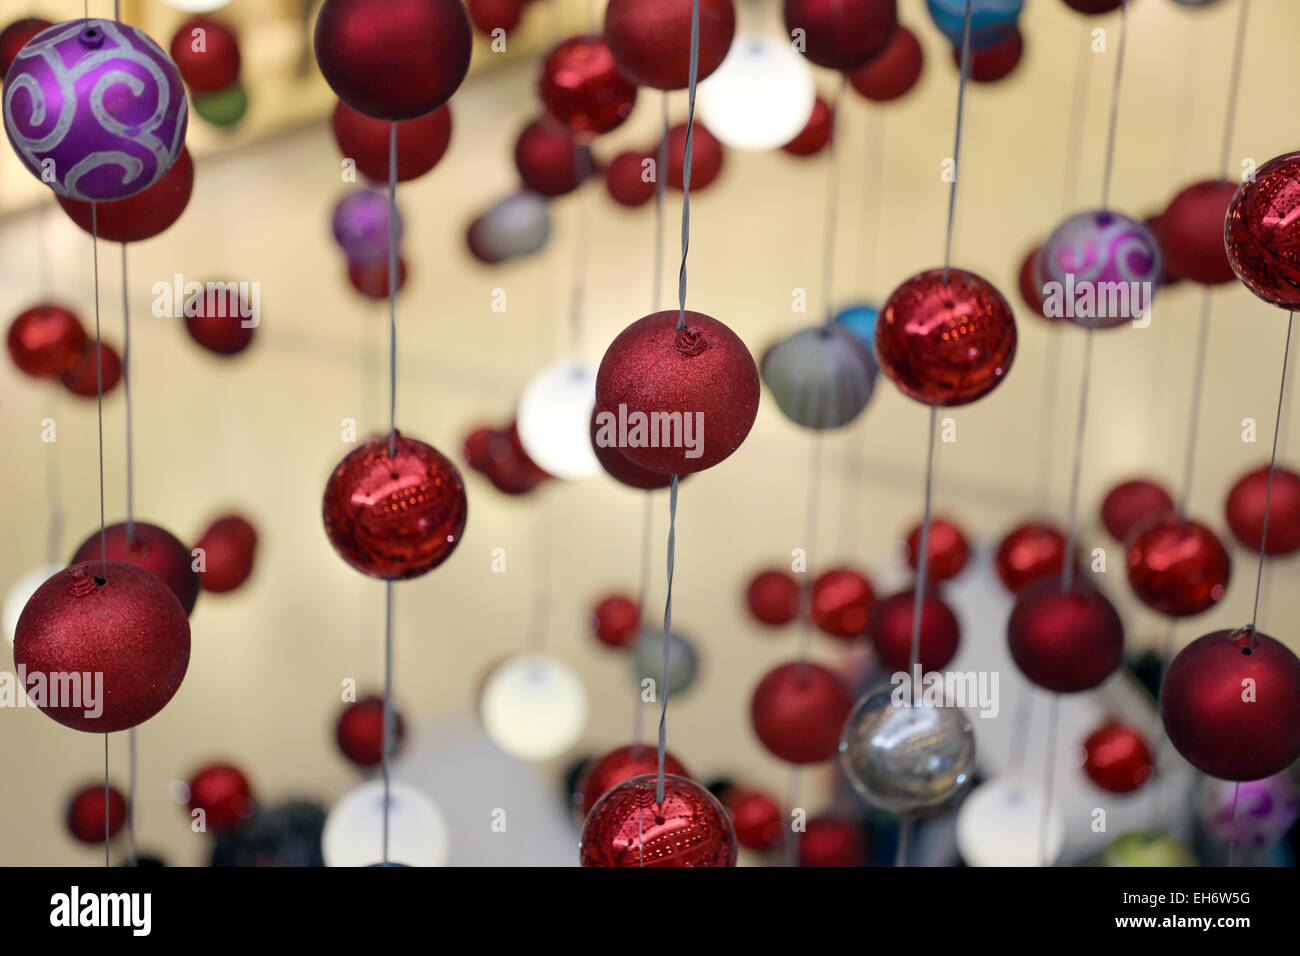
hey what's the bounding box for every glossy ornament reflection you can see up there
[1224,150,1300,309]
[1081,721,1153,794]
[1126,516,1230,617]
[579,773,737,867]
[538,35,635,136]
[577,745,690,818]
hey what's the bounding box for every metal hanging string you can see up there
[820,75,847,323]
[1097,0,1130,211]
[91,205,107,579]
[121,247,134,540]
[632,492,653,742]
[653,93,669,313]
[941,0,974,281]
[1249,313,1294,634]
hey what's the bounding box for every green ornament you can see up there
[194,82,248,127]
[1098,831,1197,868]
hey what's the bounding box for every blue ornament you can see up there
[926,0,1024,48]
[833,303,879,352]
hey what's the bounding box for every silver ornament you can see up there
[471,192,550,262]
[630,629,699,696]
[761,325,876,429]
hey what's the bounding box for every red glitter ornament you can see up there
[1081,721,1152,794]
[595,310,760,475]
[331,101,452,183]
[314,0,472,121]
[336,695,406,768]
[848,24,923,102]
[1007,579,1124,693]
[995,521,1071,594]
[665,121,724,191]
[184,284,256,356]
[577,745,690,818]
[589,409,672,489]
[580,773,737,867]
[1127,516,1231,617]
[784,0,899,71]
[188,763,254,833]
[604,150,656,208]
[514,118,595,197]
[750,661,853,763]
[592,595,641,648]
[904,516,969,581]
[1101,478,1175,543]
[70,522,201,616]
[746,568,800,627]
[1016,245,1049,319]
[58,147,194,243]
[782,97,833,157]
[1161,180,1238,285]
[322,432,468,580]
[13,562,190,733]
[724,788,783,851]
[1225,466,1300,556]
[169,16,240,93]
[1225,151,1300,309]
[955,26,1023,83]
[66,784,128,844]
[798,816,865,867]
[348,256,408,299]
[0,17,50,80]
[7,304,87,379]
[868,588,960,674]
[468,0,526,35]
[60,340,122,399]
[876,268,1017,407]
[194,514,258,594]
[810,567,875,638]
[539,35,636,136]
[603,0,736,91]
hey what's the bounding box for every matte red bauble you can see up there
[876,268,1017,406]
[580,773,736,867]
[746,568,800,627]
[603,0,736,91]
[315,0,472,121]
[905,516,969,581]
[468,0,526,35]
[539,35,636,136]
[13,561,190,733]
[665,122,724,191]
[589,409,673,489]
[322,432,468,580]
[1101,478,1175,543]
[782,97,832,157]
[1017,245,1049,318]
[169,16,240,93]
[348,256,408,299]
[7,304,86,379]
[577,745,690,818]
[604,150,655,207]
[595,310,760,475]
[750,661,853,763]
[194,514,258,593]
[591,594,640,648]
[1126,516,1230,617]
[514,118,595,197]
[70,522,201,616]
[810,568,875,639]
[956,26,1023,83]
[1145,213,1185,286]
[1062,0,1124,12]
[66,784,128,844]
[332,101,452,183]
[58,147,194,243]
[723,788,783,851]
[188,763,254,833]
[848,24,923,102]
[868,589,960,674]
[184,284,256,356]
[1225,465,1300,556]
[0,17,50,79]
[799,817,865,867]
[60,340,122,399]
[1082,721,1152,794]
[1162,627,1300,781]
[995,521,1070,594]
[463,426,496,471]
[484,423,551,495]
[1007,579,1124,693]
[1161,180,1238,285]
[336,695,406,768]
[1224,151,1300,309]
[784,0,898,71]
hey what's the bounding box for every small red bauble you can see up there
[784,0,899,71]
[188,763,255,833]
[539,35,636,136]
[58,147,194,244]
[184,284,256,356]
[750,661,853,763]
[810,568,875,639]
[1062,0,1124,12]
[70,521,201,616]
[1007,579,1124,693]
[314,0,472,121]
[848,24,923,102]
[1225,151,1300,309]
[332,101,452,183]
[595,310,760,475]
[1101,478,1175,543]
[782,97,832,157]
[66,784,128,844]
[592,595,641,648]
[336,695,406,768]
[1145,213,1185,286]
[580,773,736,866]
[169,16,240,93]
[665,122,724,191]
[1017,245,1049,319]
[589,409,672,489]
[956,26,1023,83]
[876,268,1017,407]
[60,340,122,399]
[1161,180,1238,285]
[13,562,190,733]
[1225,465,1300,556]
[514,118,595,197]
[604,150,656,208]
[322,432,468,580]
[577,744,690,818]
[723,788,783,851]
[746,568,800,627]
[468,0,526,35]
[482,423,551,495]
[603,0,736,91]
[348,256,408,299]
[7,304,86,379]
[463,426,497,471]
[1126,516,1230,617]
[1081,721,1153,794]
[798,816,865,867]
[0,17,50,79]
[194,514,258,593]
[995,521,1070,594]
[905,516,969,581]
[868,589,960,674]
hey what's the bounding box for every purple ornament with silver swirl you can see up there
[331,187,403,266]
[3,19,188,202]
[1199,772,1300,848]
[1034,210,1163,329]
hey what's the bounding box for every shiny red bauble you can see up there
[468,0,526,35]
[724,788,783,851]
[188,763,255,833]
[1225,465,1300,556]
[349,256,408,299]
[589,409,672,489]
[1016,245,1049,318]
[71,521,201,616]
[1161,180,1238,285]
[784,0,898,71]
[848,24,923,102]
[1101,477,1175,543]
[1126,516,1230,617]
[746,568,800,626]
[315,0,472,121]
[580,773,736,867]
[66,784,128,844]
[514,118,595,197]
[591,594,641,648]
[750,661,853,763]
[332,101,452,183]
[60,340,122,399]
[782,97,832,157]
[810,568,875,638]
[603,0,736,91]
[322,432,468,580]
[13,561,190,733]
[905,516,969,581]
[184,284,256,356]
[0,17,50,79]
[604,150,655,207]
[799,816,865,867]
[665,122,724,191]
[595,310,760,475]
[1007,579,1124,693]
[1225,151,1300,309]
[7,304,86,379]
[1081,721,1152,794]
[59,147,194,243]
[956,26,1023,83]
[336,695,406,768]
[169,16,240,93]
[539,35,636,136]
[868,589,960,674]
[194,514,258,593]
[995,521,1070,594]
[577,745,690,818]
[876,268,1017,407]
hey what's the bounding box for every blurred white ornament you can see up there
[322,780,449,867]
[480,653,588,760]
[516,362,600,480]
[471,192,551,262]
[698,34,816,152]
[955,776,1065,867]
[4,563,60,644]
[161,0,232,11]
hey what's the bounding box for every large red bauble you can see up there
[905,516,969,581]
[577,744,690,818]
[1224,151,1300,309]
[746,568,800,627]
[1101,478,1175,543]
[336,695,406,768]
[1161,180,1238,285]
[468,0,526,35]
[1161,627,1300,781]
[1081,721,1152,794]
[66,784,128,844]
[184,284,256,356]
[1007,579,1124,693]
[956,26,1023,83]
[995,521,1070,594]
[603,0,736,91]
[0,17,50,79]
[71,521,200,616]
[588,408,673,489]
[169,16,240,93]
[848,24,922,102]
[798,817,865,867]
[322,432,468,580]
[60,340,123,399]
[331,101,452,183]
[7,304,86,379]
[868,588,960,674]
[1126,516,1230,617]
[59,147,194,243]
[723,788,783,851]
[810,568,874,639]
[876,268,1017,407]
[1016,245,1050,319]
[194,514,258,593]
[591,594,641,648]
[665,122,724,191]
[604,150,655,208]
[514,118,595,197]
[539,35,636,136]
[784,0,898,71]
[782,97,832,157]
[188,763,254,833]
[750,661,853,763]
[580,773,736,866]
[595,310,760,474]
[1225,465,1300,556]
[13,561,190,733]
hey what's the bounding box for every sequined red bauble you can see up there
[665,122,724,191]
[1082,721,1152,794]
[848,24,923,102]
[905,516,969,581]
[746,568,800,627]
[603,0,736,91]
[194,514,258,593]
[784,0,899,71]
[1126,516,1230,617]
[1007,579,1124,693]
[60,340,122,398]
[868,589,960,674]
[1101,478,1175,543]
[58,147,194,243]
[956,26,1023,83]
[1017,245,1049,318]
[809,568,874,638]
[581,773,736,866]
[539,35,636,136]
[314,0,472,121]
[604,151,655,207]
[66,784,128,844]
[336,695,406,768]
[7,304,86,379]
[577,745,690,818]
[188,763,254,833]
[724,788,783,851]
[595,310,760,475]
[782,97,832,157]
[322,433,468,580]
[332,101,452,183]
[995,521,1070,594]
[751,661,853,763]
[514,118,595,197]
[13,561,190,733]
[799,817,865,867]
[1225,466,1300,556]
[589,408,673,489]
[0,17,50,79]
[592,595,641,648]
[70,521,200,616]
[169,16,240,93]
[876,268,1017,406]
[348,257,408,299]
[1225,151,1300,309]
[468,0,526,35]
[184,284,256,356]
[1161,180,1238,285]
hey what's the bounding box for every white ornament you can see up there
[322,780,449,867]
[480,654,588,760]
[698,34,816,152]
[516,362,601,481]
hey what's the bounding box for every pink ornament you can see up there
[1035,211,1162,329]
